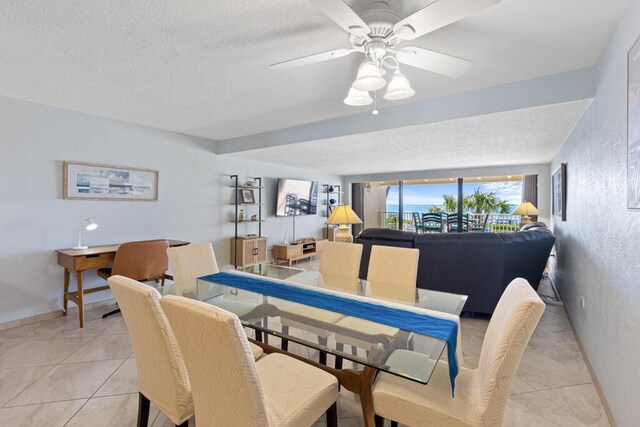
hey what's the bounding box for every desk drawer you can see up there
[75,253,111,271]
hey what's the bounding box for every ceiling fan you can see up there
[270,0,501,109]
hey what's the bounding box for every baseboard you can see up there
[0,297,117,331]
[556,288,617,426]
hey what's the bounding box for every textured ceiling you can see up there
[226,100,591,175]
[0,0,626,140]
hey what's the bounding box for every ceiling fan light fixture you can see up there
[383,70,415,100]
[343,87,373,106]
[352,60,386,91]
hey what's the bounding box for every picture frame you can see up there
[628,35,640,209]
[240,188,256,204]
[63,161,159,201]
[552,163,567,221]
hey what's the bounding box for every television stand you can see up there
[273,239,327,266]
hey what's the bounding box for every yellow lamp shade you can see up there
[513,202,539,216]
[326,205,363,225]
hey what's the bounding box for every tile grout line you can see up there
[0,365,58,409]
[62,357,129,427]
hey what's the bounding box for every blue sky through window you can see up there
[386,180,523,213]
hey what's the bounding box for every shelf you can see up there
[230,185,265,189]
[229,203,264,206]
[230,220,266,223]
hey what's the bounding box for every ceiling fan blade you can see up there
[393,0,501,40]
[396,46,473,78]
[269,49,355,70]
[308,0,371,36]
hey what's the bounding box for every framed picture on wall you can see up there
[552,163,567,221]
[63,161,159,201]
[240,189,256,204]
[628,35,640,209]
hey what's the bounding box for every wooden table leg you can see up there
[77,271,85,328]
[62,269,70,316]
[359,366,379,427]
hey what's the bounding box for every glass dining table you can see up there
[160,263,467,427]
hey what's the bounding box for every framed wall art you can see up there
[552,163,567,221]
[240,189,256,204]
[63,161,159,201]
[628,35,640,209]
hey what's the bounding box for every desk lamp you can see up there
[74,218,98,250]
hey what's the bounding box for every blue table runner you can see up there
[202,271,459,395]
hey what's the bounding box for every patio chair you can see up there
[412,212,425,233]
[421,213,444,233]
[446,213,469,232]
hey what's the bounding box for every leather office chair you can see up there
[100,239,170,319]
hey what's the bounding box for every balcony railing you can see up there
[379,212,522,233]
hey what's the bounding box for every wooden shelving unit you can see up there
[230,175,266,268]
[322,184,342,241]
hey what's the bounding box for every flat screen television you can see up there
[276,178,318,217]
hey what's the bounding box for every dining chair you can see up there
[280,242,363,363]
[166,242,265,351]
[333,245,420,367]
[166,242,219,283]
[160,295,339,427]
[107,275,193,427]
[100,239,170,318]
[372,278,545,427]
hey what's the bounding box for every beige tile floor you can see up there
[0,261,610,426]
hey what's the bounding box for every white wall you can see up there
[550,1,640,425]
[0,95,341,324]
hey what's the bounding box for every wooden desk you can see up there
[56,239,189,327]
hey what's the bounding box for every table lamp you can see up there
[74,218,98,250]
[326,205,362,243]
[513,202,539,226]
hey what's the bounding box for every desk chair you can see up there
[100,239,170,319]
[161,296,339,427]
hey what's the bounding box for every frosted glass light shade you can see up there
[352,61,386,91]
[383,70,415,100]
[343,88,373,106]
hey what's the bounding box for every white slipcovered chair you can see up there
[333,245,420,362]
[160,295,339,427]
[280,242,363,363]
[372,278,545,426]
[167,242,265,350]
[107,275,193,427]
[318,241,364,277]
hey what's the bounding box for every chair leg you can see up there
[102,307,121,319]
[137,393,150,427]
[318,336,328,365]
[325,402,338,427]
[374,415,385,427]
[281,325,289,351]
[335,342,344,369]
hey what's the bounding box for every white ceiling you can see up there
[226,99,591,175]
[0,0,626,140]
